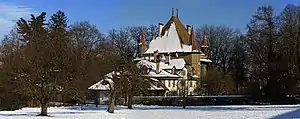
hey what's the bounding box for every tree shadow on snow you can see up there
[131,105,296,111]
[2,105,300,117]
[0,111,87,117]
[131,105,250,111]
[65,105,128,111]
[270,108,300,119]
[0,113,37,117]
[66,105,250,111]
[65,105,300,112]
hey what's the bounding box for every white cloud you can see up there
[0,3,35,38]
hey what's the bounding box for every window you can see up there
[190,81,193,87]
[155,82,160,88]
[172,67,175,74]
[173,80,176,87]
[168,80,171,87]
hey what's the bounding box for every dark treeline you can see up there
[0,11,154,115]
[0,4,299,115]
[195,4,300,102]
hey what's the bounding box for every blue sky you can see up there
[0,0,299,36]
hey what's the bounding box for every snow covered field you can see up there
[0,105,300,119]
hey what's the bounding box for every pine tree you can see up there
[13,11,72,116]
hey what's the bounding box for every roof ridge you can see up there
[160,15,200,50]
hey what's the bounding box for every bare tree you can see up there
[106,28,150,111]
[65,21,108,105]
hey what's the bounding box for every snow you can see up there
[145,22,193,54]
[90,58,185,91]
[192,75,200,78]
[88,72,114,90]
[169,59,185,69]
[1,105,300,119]
[150,78,159,81]
[137,60,180,78]
[182,44,192,52]
[138,57,185,70]
[200,59,212,63]
[149,84,165,90]
[88,79,110,90]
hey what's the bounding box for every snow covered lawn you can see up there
[1,105,300,119]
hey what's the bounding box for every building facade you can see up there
[89,9,212,99]
[136,8,211,96]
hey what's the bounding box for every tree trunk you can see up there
[107,91,115,113]
[128,93,133,109]
[107,85,115,113]
[124,97,128,106]
[39,102,48,116]
[183,95,186,109]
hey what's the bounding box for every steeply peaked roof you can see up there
[145,23,192,54]
[161,16,189,44]
[190,26,200,50]
[201,31,208,47]
[161,16,200,50]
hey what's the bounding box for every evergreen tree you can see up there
[246,6,285,100]
[9,11,73,116]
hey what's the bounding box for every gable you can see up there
[161,16,200,50]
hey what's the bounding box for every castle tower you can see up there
[201,31,208,55]
[139,30,147,57]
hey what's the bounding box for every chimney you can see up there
[182,67,188,80]
[172,66,176,74]
[172,8,174,16]
[139,31,146,57]
[176,8,178,17]
[155,51,161,74]
[201,31,209,54]
[190,25,195,47]
[165,53,170,64]
[154,50,158,62]
[187,25,191,35]
[158,22,164,36]
[156,61,160,74]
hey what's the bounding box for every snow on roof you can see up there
[148,83,165,90]
[142,55,186,70]
[148,86,165,90]
[169,58,185,69]
[137,60,181,78]
[88,80,110,90]
[150,78,159,81]
[133,58,141,61]
[144,56,155,61]
[200,59,212,63]
[88,72,115,90]
[182,44,192,52]
[145,22,193,54]
[192,75,200,79]
[89,58,185,91]
[89,70,166,91]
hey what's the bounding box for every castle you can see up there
[89,8,211,99]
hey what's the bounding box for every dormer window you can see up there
[172,66,176,74]
[141,65,151,74]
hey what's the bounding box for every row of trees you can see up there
[196,4,300,102]
[0,11,156,115]
[0,4,300,115]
